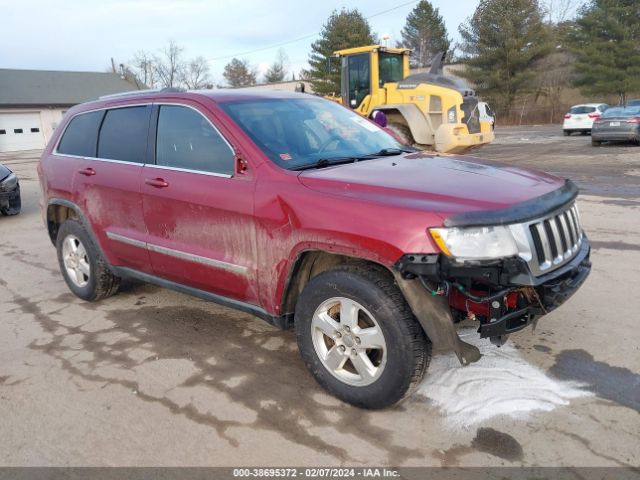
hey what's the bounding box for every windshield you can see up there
[219,97,405,170]
[601,107,640,118]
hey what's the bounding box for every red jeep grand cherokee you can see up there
[38,90,591,408]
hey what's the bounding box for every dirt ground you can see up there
[0,125,638,468]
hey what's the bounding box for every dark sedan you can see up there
[592,106,640,146]
[0,163,21,216]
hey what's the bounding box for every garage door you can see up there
[0,112,45,152]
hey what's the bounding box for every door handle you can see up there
[145,177,169,188]
[78,168,96,176]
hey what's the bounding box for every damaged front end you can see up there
[393,181,592,365]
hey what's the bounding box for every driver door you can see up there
[341,54,370,110]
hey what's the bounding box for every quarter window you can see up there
[57,111,103,157]
[98,106,150,163]
[155,105,234,175]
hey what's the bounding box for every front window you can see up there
[219,97,404,170]
[378,52,404,86]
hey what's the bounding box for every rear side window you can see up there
[98,106,150,163]
[155,105,234,175]
[57,111,103,157]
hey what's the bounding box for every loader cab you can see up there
[336,46,410,111]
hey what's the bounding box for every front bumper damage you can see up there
[393,238,591,365]
[0,172,21,213]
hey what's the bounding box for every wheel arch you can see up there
[46,199,84,245]
[373,104,433,145]
[281,250,395,319]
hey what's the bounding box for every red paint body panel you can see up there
[38,91,568,317]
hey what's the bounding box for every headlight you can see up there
[0,172,18,192]
[447,106,457,123]
[430,226,518,260]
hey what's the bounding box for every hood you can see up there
[0,164,11,182]
[298,152,565,218]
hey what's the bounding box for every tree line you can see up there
[115,0,640,111]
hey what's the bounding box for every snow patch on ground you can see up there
[417,328,591,428]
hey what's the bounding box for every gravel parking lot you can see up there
[0,125,638,469]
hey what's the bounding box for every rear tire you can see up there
[295,264,430,409]
[563,130,570,136]
[387,123,414,146]
[56,219,120,301]
[592,139,602,147]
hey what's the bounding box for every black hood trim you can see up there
[443,180,579,227]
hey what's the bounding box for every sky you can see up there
[0,0,481,84]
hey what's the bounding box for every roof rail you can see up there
[98,87,185,100]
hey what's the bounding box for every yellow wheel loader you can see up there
[330,45,494,154]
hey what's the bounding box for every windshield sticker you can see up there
[279,153,292,161]
[350,116,382,133]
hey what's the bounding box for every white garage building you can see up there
[0,69,140,152]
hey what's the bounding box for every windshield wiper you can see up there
[292,148,415,171]
[367,147,416,156]
[292,157,361,171]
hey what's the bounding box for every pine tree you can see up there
[223,58,257,87]
[569,0,640,105]
[306,8,375,95]
[264,49,288,83]
[398,1,450,68]
[458,0,551,111]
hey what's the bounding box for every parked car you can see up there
[38,90,591,409]
[591,106,640,146]
[563,103,608,136]
[626,99,640,107]
[478,101,495,129]
[0,163,21,216]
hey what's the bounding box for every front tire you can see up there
[387,123,414,146]
[56,219,120,301]
[295,265,430,409]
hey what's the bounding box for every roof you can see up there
[65,89,316,117]
[333,45,410,56]
[570,103,608,107]
[0,68,141,107]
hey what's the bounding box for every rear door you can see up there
[141,102,258,303]
[72,105,152,272]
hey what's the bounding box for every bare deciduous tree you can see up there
[182,56,211,89]
[131,50,156,88]
[543,0,580,24]
[154,40,185,88]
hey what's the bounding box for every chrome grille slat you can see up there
[525,201,583,275]
[572,206,584,248]
[563,211,576,247]
[557,214,572,257]
[534,223,553,269]
[547,216,564,264]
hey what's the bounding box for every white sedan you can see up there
[563,103,609,136]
